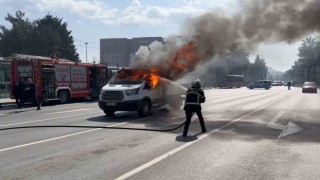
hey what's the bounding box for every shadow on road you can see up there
[175,132,202,142]
[87,108,320,143]
[87,109,187,133]
[205,119,320,143]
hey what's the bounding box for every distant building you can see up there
[100,37,163,67]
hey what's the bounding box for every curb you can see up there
[0,101,16,106]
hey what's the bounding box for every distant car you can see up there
[272,81,282,86]
[302,82,317,93]
[247,80,271,90]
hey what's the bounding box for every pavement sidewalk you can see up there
[0,98,16,105]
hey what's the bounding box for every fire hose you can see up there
[0,113,196,132]
[0,122,186,132]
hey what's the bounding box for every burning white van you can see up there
[98,68,186,117]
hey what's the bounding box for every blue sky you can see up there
[0,0,303,72]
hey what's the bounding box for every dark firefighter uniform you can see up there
[287,81,292,90]
[20,78,41,110]
[183,80,207,137]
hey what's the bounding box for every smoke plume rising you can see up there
[131,0,320,80]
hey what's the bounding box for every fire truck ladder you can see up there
[31,58,39,85]
[31,58,40,99]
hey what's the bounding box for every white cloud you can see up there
[28,0,207,26]
[29,0,117,20]
[111,0,206,25]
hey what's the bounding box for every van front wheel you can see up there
[104,110,115,116]
[138,100,151,117]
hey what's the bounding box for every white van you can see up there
[98,68,186,117]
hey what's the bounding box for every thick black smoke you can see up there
[132,0,320,80]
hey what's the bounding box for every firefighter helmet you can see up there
[191,79,201,88]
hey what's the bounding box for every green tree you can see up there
[245,55,268,82]
[34,15,79,61]
[225,45,250,75]
[285,37,320,85]
[298,37,319,81]
[0,11,79,61]
[0,11,34,56]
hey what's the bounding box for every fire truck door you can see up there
[42,68,55,99]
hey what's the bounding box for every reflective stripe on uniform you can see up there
[185,102,201,105]
[187,92,201,96]
[185,91,202,106]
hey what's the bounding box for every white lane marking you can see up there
[266,111,303,138]
[267,111,286,129]
[115,98,282,180]
[0,119,141,153]
[43,109,92,115]
[0,114,185,153]
[0,112,101,127]
[278,121,303,139]
[42,104,97,111]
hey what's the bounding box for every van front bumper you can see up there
[98,100,142,111]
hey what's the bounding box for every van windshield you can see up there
[109,69,147,85]
[304,82,316,86]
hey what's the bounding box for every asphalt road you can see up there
[0,86,319,180]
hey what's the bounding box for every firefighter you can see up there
[13,78,24,108]
[287,81,292,90]
[182,79,207,137]
[20,78,41,110]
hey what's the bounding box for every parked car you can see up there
[272,81,282,86]
[247,80,272,90]
[302,82,317,93]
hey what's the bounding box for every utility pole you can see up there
[85,42,88,63]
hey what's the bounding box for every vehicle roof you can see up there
[11,54,107,67]
[303,81,316,84]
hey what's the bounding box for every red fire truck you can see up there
[11,54,111,103]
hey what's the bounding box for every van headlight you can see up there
[99,90,104,100]
[126,88,140,96]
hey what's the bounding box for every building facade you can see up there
[100,37,163,67]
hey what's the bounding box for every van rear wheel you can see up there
[138,100,151,117]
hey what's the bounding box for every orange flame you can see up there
[117,41,200,85]
[172,41,200,71]
[154,41,201,80]
[148,73,159,88]
[117,68,160,88]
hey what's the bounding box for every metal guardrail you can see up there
[0,82,11,98]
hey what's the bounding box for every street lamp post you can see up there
[85,42,88,63]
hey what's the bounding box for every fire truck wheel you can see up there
[58,90,70,103]
[104,110,115,116]
[138,100,151,117]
